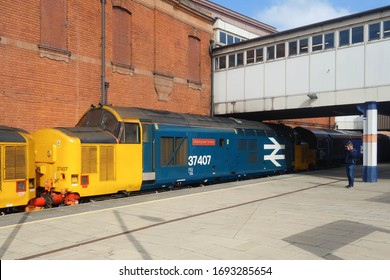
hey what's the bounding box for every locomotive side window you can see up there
[122,123,140,144]
[142,124,149,143]
[161,137,188,166]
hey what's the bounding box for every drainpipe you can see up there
[101,0,106,105]
[209,39,214,116]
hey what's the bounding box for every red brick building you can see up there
[0,0,214,132]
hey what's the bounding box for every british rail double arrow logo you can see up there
[264,137,285,167]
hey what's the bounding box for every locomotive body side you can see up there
[140,114,293,190]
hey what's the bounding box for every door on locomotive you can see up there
[141,123,156,185]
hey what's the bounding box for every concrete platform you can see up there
[1,164,390,260]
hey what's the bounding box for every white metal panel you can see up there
[366,40,390,87]
[226,67,245,102]
[336,46,365,90]
[335,116,364,130]
[213,71,227,103]
[264,60,286,97]
[244,64,264,99]
[214,19,261,40]
[310,51,336,93]
[286,56,310,95]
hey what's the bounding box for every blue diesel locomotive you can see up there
[76,106,294,191]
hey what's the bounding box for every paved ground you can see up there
[1,164,390,260]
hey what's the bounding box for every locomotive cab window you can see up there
[100,111,120,137]
[77,109,121,139]
[121,123,140,144]
[77,109,102,127]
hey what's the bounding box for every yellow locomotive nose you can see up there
[0,126,36,211]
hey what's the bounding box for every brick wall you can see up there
[0,0,213,132]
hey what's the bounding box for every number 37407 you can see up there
[188,155,212,166]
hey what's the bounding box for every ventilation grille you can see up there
[81,146,97,174]
[5,146,26,180]
[100,146,115,181]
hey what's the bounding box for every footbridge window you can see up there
[288,41,297,56]
[384,20,390,38]
[214,17,390,71]
[325,32,335,49]
[352,26,364,44]
[299,38,309,54]
[312,35,323,52]
[369,22,381,41]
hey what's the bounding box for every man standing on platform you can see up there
[345,141,357,188]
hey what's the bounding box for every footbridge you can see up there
[211,6,390,182]
[212,6,390,120]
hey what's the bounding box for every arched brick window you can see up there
[40,0,67,51]
[188,36,201,84]
[112,6,132,67]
